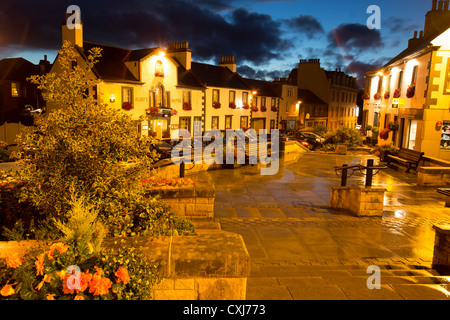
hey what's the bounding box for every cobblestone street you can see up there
[194,151,450,299]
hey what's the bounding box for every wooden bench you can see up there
[386,148,424,173]
[437,188,450,207]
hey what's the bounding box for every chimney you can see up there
[424,0,450,36]
[61,10,83,47]
[219,56,237,73]
[166,41,191,70]
[39,55,51,75]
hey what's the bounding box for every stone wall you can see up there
[145,182,215,219]
[330,186,385,217]
[417,166,450,187]
[0,224,251,300]
[432,224,450,274]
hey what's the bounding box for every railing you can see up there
[334,159,386,187]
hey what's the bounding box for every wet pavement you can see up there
[193,151,450,300]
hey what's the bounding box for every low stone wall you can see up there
[330,185,385,217]
[432,225,450,274]
[0,224,251,300]
[417,166,450,187]
[145,183,215,219]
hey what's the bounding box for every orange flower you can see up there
[0,284,15,297]
[47,242,70,260]
[74,295,85,300]
[6,253,23,268]
[62,270,91,294]
[46,294,55,300]
[115,267,130,284]
[35,253,45,276]
[89,269,112,296]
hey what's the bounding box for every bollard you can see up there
[341,164,348,186]
[365,159,373,187]
[180,150,185,178]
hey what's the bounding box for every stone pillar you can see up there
[432,225,450,274]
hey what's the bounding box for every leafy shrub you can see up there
[323,127,363,147]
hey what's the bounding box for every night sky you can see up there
[0,0,432,87]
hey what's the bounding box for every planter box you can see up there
[330,185,386,217]
[0,226,251,300]
[417,167,450,187]
[145,183,215,219]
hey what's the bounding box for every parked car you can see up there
[150,140,173,160]
[289,131,321,150]
[285,134,310,149]
[301,131,325,144]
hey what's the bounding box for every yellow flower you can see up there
[36,280,45,291]
[6,253,23,268]
[0,284,15,297]
[74,295,85,300]
[46,294,55,300]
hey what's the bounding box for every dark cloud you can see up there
[238,65,290,81]
[0,0,291,65]
[283,15,324,39]
[327,23,383,52]
[345,59,386,88]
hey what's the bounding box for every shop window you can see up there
[440,121,450,149]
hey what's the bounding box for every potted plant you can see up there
[182,103,192,111]
[379,127,391,140]
[406,83,415,98]
[251,105,258,112]
[213,101,221,109]
[271,106,277,112]
[374,92,381,100]
[362,92,370,100]
[393,89,401,98]
[384,91,390,99]
[388,122,399,131]
[229,102,236,109]
[122,102,133,111]
[243,102,250,110]
[261,106,267,112]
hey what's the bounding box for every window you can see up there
[411,65,418,85]
[155,84,164,107]
[270,119,275,130]
[194,116,202,130]
[211,116,219,129]
[397,70,403,89]
[149,91,155,107]
[240,116,248,129]
[213,89,220,103]
[165,91,171,108]
[377,77,383,93]
[271,98,276,107]
[387,75,392,92]
[183,91,191,105]
[229,91,235,103]
[261,97,266,107]
[287,88,293,97]
[225,115,232,129]
[155,60,164,77]
[11,82,20,97]
[444,59,450,95]
[242,92,249,104]
[441,120,450,149]
[122,87,133,105]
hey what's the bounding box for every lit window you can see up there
[155,60,164,77]
[11,82,20,97]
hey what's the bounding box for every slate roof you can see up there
[0,58,39,82]
[243,78,280,97]
[190,62,251,90]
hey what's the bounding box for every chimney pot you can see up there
[433,0,438,10]
[420,30,423,37]
[414,30,418,38]
[444,0,449,10]
[439,0,444,10]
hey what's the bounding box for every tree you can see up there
[13,41,166,235]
